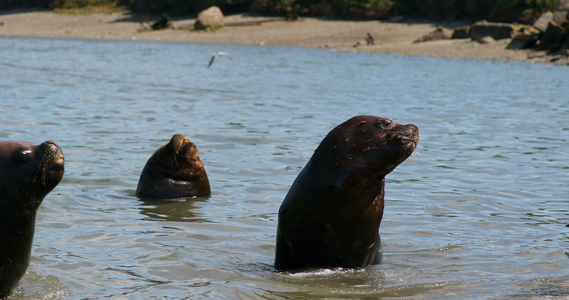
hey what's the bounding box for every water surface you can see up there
[1,36,568,299]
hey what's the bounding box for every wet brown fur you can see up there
[275,115,418,271]
[136,134,211,199]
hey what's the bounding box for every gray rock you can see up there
[451,26,470,39]
[470,21,514,41]
[194,6,225,30]
[506,34,538,50]
[553,11,568,22]
[538,21,565,50]
[413,27,452,43]
[534,11,554,32]
[559,0,569,10]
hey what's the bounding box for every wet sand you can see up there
[0,10,567,64]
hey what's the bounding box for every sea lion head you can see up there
[136,134,211,199]
[325,115,418,183]
[151,134,203,178]
[0,140,65,211]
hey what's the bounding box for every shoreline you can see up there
[1,10,568,65]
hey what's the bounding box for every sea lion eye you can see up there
[14,149,32,164]
[376,119,392,128]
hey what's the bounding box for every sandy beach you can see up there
[0,10,568,65]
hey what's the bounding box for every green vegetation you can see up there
[251,0,557,21]
[52,1,128,14]
[0,0,557,22]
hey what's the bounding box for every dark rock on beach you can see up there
[413,27,452,43]
[561,34,569,52]
[470,20,515,42]
[506,33,538,50]
[447,9,569,64]
[151,14,171,30]
[538,21,566,51]
[451,26,470,39]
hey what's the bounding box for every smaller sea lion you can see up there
[0,140,64,297]
[136,134,211,199]
[275,115,419,271]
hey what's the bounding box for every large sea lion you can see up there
[0,140,64,297]
[275,115,419,271]
[136,134,211,199]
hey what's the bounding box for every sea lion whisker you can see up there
[33,157,47,185]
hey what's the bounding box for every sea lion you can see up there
[275,115,419,271]
[0,140,64,297]
[136,134,211,199]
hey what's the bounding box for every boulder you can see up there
[559,0,569,10]
[451,26,471,39]
[561,34,569,52]
[151,14,171,30]
[534,11,553,32]
[559,36,569,56]
[413,27,452,43]
[538,21,565,50]
[194,6,224,30]
[470,21,514,41]
[553,10,568,22]
[506,34,538,50]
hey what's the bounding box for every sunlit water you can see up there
[1,36,568,299]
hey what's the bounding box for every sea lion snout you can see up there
[402,124,419,144]
[169,134,195,156]
[40,141,65,165]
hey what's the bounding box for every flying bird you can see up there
[208,52,231,67]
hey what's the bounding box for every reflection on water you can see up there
[139,197,209,222]
[0,35,568,298]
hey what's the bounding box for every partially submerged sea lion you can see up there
[275,115,419,271]
[0,140,64,297]
[136,134,211,199]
